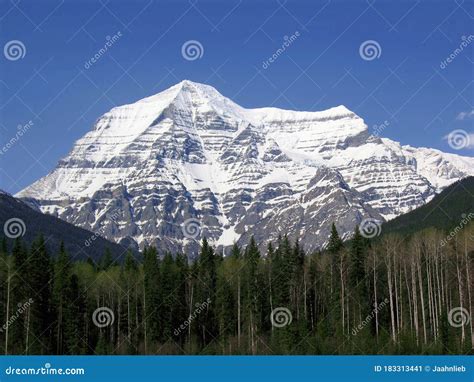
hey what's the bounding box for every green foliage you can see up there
[1,219,473,355]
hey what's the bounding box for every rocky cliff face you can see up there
[17,80,474,256]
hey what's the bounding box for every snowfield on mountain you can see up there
[17,80,474,255]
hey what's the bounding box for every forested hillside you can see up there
[382,176,474,236]
[0,220,472,355]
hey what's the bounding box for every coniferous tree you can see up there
[26,235,52,354]
[53,242,71,354]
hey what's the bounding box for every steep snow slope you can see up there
[17,80,474,255]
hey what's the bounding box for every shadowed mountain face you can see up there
[382,176,474,236]
[16,81,474,256]
[0,191,132,261]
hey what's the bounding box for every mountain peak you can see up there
[16,80,474,254]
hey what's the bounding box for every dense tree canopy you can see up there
[0,222,472,355]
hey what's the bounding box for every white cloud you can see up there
[456,109,474,120]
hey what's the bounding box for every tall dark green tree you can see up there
[26,235,52,354]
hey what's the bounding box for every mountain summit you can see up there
[17,81,474,255]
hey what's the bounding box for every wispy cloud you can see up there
[456,109,474,120]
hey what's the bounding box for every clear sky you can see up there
[0,0,473,194]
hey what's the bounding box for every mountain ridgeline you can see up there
[16,80,474,256]
[382,176,474,236]
[0,191,133,261]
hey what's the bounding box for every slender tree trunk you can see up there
[4,273,11,355]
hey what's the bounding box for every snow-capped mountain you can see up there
[17,80,474,255]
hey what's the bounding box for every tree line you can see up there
[0,222,472,355]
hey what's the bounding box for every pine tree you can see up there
[9,239,28,353]
[327,223,343,254]
[196,237,217,348]
[63,274,84,354]
[26,235,52,354]
[143,246,160,350]
[53,242,72,354]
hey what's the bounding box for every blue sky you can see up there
[0,0,473,194]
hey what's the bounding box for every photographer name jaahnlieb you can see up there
[432,365,466,373]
